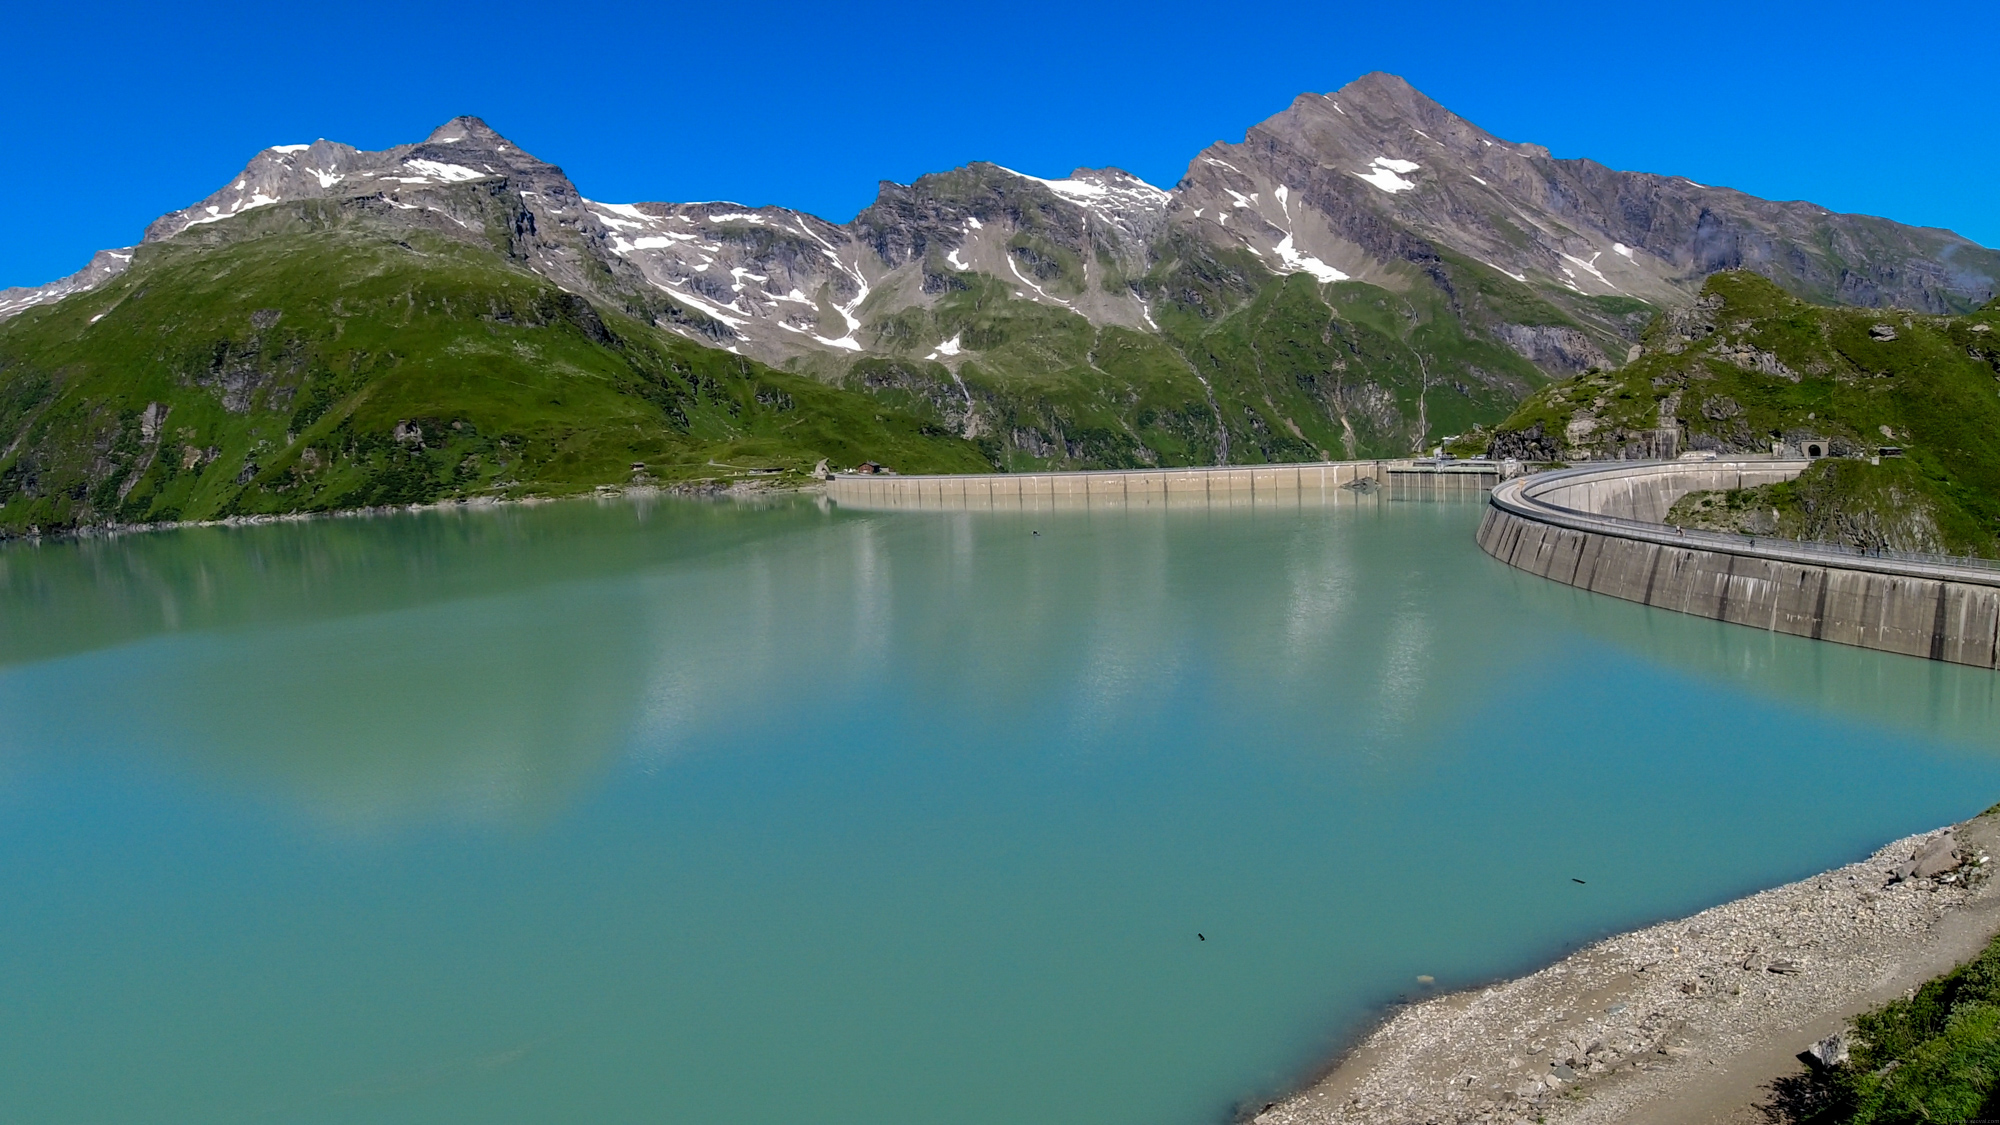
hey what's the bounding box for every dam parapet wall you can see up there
[1480,460,2000,668]
[828,460,1498,510]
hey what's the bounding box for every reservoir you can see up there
[2,494,1998,1124]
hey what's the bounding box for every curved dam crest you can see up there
[1480,460,2000,669]
[834,457,2000,669]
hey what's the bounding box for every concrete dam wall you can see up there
[829,460,1497,510]
[1479,461,2000,669]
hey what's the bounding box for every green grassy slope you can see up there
[1778,912,2000,1124]
[0,216,987,535]
[1666,458,1995,558]
[0,179,1664,532]
[1489,272,2000,554]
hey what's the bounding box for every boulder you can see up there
[1801,1032,1849,1070]
[1889,833,1961,882]
[1912,833,1962,878]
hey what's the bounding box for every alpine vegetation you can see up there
[2,73,1994,536]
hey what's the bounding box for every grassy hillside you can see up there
[0,213,987,535]
[1487,272,2000,555]
[1665,458,1995,558]
[0,179,1670,534]
[1779,919,2000,1124]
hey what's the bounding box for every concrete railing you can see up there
[828,460,1499,510]
[1480,461,2000,668]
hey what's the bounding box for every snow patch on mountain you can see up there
[0,247,137,321]
[1562,251,1621,293]
[1268,186,1349,283]
[996,167,1169,231]
[789,218,871,351]
[590,201,652,222]
[186,193,282,227]
[1355,157,1420,194]
[1005,255,1070,307]
[1275,235,1346,282]
[403,160,488,183]
[655,281,747,329]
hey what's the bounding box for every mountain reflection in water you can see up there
[0,495,1526,826]
[3,494,2000,1125]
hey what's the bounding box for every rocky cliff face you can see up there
[1170,73,1997,328]
[0,247,135,320]
[6,76,1995,465]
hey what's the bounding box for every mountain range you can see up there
[1,72,1995,534]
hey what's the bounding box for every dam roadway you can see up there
[834,456,2000,669]
[1479,460,2000,669]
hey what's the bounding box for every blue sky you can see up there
[4,0,1995,289]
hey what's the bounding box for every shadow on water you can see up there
[1489,557,2000,752]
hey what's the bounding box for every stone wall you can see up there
[1480,461,2000,668]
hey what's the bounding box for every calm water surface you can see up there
[2,494,1998,1124]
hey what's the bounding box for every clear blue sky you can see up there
[5,0,1995,289]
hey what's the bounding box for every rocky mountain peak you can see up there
[413,116,553,176]
[1246,73,1498,171]
[425,116,508,146]
[1329,72,1447,122]
[6,86,1995,368]
[135,116,576,246]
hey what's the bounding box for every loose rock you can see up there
[1802,1032,1848,1070]
[1251,812,2000,1125]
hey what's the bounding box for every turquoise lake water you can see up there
[3,493,1999,1123]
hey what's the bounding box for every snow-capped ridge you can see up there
[994,165,1170,228]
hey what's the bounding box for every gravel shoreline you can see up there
[1254,809,2000,1125]
[0,477,808,544]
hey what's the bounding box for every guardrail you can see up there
[1495,462,2000,586]
[1481,460,2000,668]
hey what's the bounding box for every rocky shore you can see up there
[1255,809,2000,1125]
